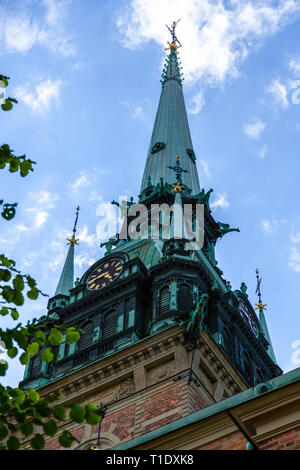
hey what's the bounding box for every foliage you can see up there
[0,75,103,450]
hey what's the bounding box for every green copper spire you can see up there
[255,269,277,364]
[55,206,80,297]
[140,21,200,196]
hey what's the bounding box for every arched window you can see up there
[159,286,170,315]
[254,366,264,385]
[78,321,94,351]
[178,284,192,312]
[102,311,118,340]
[243,351,253,384]
[222,327,232,357]
[30,350,42,377]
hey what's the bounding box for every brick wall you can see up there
[198,431,247,450]
[197,427,300,450]
[260,427,300,450]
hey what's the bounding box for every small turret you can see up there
[255,268,277,364]
[47,206,80,314]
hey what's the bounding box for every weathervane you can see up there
[166,19,182,51]
[168,155,188,193]
[67,206,80,246]
[255,268,267,311]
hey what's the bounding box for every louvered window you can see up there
[31,350,42,376]
[78,322,93,351]
[178,284,192,312]
[102,311,118,340]
[159,286,170,315]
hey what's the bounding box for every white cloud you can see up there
[116,0,300,88]
[133,105,144,120]
[210,192,229,210]
[199,159,210,178]
[244,119,266,139]
[16,79,63,114]
[34,210,49,228]
[189,91,205,114]
[289,57,300,75]
[69,170,91,192]
[69,169,106,193]
[258,144,268,160]
[25,190,59,228]
[37,190,59,208]
[77,225,98,248]
[261,218,287,235]
[289,246,300,272]
[0,0,76,57]
[75,254,96,269]
[267,78,289,109]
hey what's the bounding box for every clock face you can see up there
[238,300,257,335]
[87,258,124,291]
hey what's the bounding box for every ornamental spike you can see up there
[67,205,80,246]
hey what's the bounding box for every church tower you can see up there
[20,22,282,450]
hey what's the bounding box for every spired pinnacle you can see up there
[140,19,200,195]
[55,206,80,297]
[254,268,276,364]
[67,205,80,246]
[161,20,184,85]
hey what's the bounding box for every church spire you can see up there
[54,206,80,297]
[140,21,200,196]
[255,269,277,364]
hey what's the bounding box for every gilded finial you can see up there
[255,268,267,311]
[168,154,188,192]
[67,206,80,246]
[165,19,182,52]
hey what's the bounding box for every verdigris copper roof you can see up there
[140,48,200,195]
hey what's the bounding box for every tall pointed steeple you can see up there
[55,243,75,296]
[140,21,200,195]
[48,207,80,312]
[255,269,277,364]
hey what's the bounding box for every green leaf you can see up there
[41,347,54,363]
[0,425,8,441]
[85,412,102,426]
[7,436,20,450]
[27,389,39,404]
[58,431,75,448]
[27,288,39,300]
[14,388,25,405]
[0,307,9,316]
[10,309,19,320]
[26,276,36,288]
[21,422,34,437]
[20,352,30,365]
[0,268,11,281]
[48,328,63,347]
[66,328,80,345]
[26,342,39,356]
[35,399,50,417]
[2,286,14,302]
[52,405,65,421]
[13,291,24,306]
[0,75,9,87]
[1,99,13,111]
[69,404,85,424]
[31,433,45,450]
[35,330,46,345]
[7,347,18,358]
[43,419,57,437]
[13,274,24,291]
[0,361,8,376]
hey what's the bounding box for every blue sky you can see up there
[1,0,300,386]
